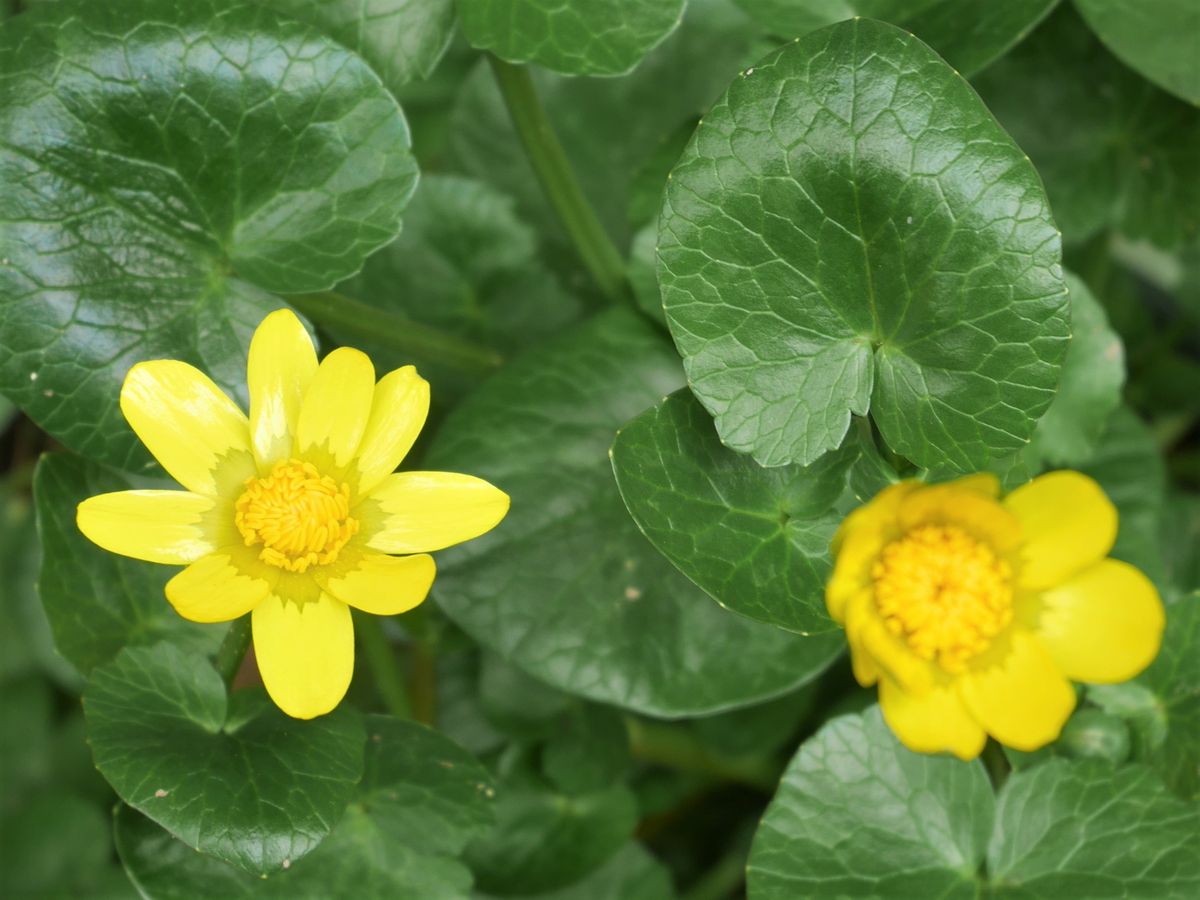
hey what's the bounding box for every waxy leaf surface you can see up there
[114,714,495,897]
[86,643,365,875]
[34,453,225,675]
[658,18,1067,470]
[0,0,416,468]
[612,389,858,633]
[458,0,686,76]
[426,310,843,717]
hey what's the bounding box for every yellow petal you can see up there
[77,490,217,564]
[320,551,435,616]
[295,347,375,470]
[248,309,318,469]
[1035,559,1164,684]
[845,588,933,694]
[879,677,986,760]
[827,482,917,622]
[353,366,430,495]
[252,593,353,719]
[363,472,509,554]
[959,630,1076,751]
[121,361,256,496]
[948,472,1001,498]
[165,552,271,623]
[898,482,1021,555]
[1004,471,1117,590]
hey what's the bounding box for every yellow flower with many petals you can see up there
[77,310,509,719]
[827,471,1163,760]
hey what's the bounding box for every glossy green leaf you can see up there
[988,759,1200,897]
[749,707,1200,899]
[478,843,676,900]
[427,310,843,717]
[732,0,1059,76]
[612,389,859,634]
[974,5,1200,249]
[1078,407,1168,589]
[264,0,456,90]
[1090,595,1200,800]
[1074,0,1200,105]
[85,643,365,875]
[659,18,1068,470]
[34,453,225,675]
[0,0,416,468]
[115,713,495,897]
[466,784,638,895]
[458,0,686,77]
[1032,273,1124,465]
[748,707,993,899]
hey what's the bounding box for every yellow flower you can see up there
[827,471,1164,760]
[77,310,509,719]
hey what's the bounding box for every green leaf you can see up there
[34,453,225,675]
[1078,407,1168,590]
[974,5,1200,249]
[477,843,677,900]
[749,707,1200,899]
[331,174,582,397]
[0,0,416,468]
[658,18,1068,470]
[115,714,495,898]
[1090,595,1200,800]
[1074,0,1200,105]
[466,784,638,895]
[612,389,858,634]
[84,643,365,875]
[426,310,843,717]
[732,0,1060,77]
[0,675,54,799]
[1032,272,1124,465]
[263,0,456,90]
[458,0,686,77]
[988,759,1200,897]
[747,707,993,899]
[0,792,125,898]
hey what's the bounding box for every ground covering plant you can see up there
[1,0,1197,898]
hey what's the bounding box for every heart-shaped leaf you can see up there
[658,17,1068,470]
[458,0,686,77]
[426,309,844,717]
[85,643,365,875]
[612,389,859,634]
[114,713,495,897]
[34,453,225,675]
[0,0,417,469]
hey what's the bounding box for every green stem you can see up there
[215,616,252,688]
[982,738,1011,791]
[355,614,412,718]
[625,718,782,793]
[288,291,503,375]
[487,55,629,304]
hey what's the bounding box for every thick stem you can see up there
[288,291,503,376]
[625,718,782,793]
[487,55,629,304]
[215,616,252,688]
[355,614,412,719]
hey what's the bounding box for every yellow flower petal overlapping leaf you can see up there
[77,309,509,719]
[826,471,1164,760]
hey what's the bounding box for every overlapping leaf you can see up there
[0,0,416,468]
[86,643,365,875]
[34,453,225,674]
[658,18,1068,470]
[1074,0,1200,105]
[611,389,859,633]
[458,0,686,76]
[748,707,1200,899]
[115,715,496,897]
[425,310,843,717]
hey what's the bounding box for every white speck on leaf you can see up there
[906,216,913,224]
[625,586,642,601]
[282,858,291,870]
[154,789,168,798]
[29,372,37,381]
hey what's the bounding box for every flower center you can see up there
[234,459,359,573]
[871,524,1013,673]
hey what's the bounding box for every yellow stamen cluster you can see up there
[872,524,1013,673]
[235,459,358,573]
